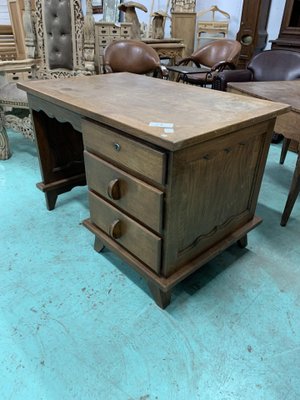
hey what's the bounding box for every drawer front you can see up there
[89,192,161,273]
[84,151,164,233]
[82,119,166,185]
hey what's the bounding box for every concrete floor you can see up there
[1,130,300,400]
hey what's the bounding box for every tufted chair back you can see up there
[44,0,73,70]
[103,40,168,78]
[32,0,95,78]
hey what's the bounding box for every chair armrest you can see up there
[212,69,253,91]
[103,65,113,74]
[176,57,200,67]
[154,65,169,79]
[211,60,237,72]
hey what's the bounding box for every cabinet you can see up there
[271,0,300,51]
[236,0,272,68]
[171,12,196,56]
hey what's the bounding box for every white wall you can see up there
[266,0,286,48]
[0,2,11,24]
[132,0,286,49]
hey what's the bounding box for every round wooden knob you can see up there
[107,179,121,200]
[109,219,122,239]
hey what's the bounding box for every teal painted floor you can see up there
[1,130,300,400]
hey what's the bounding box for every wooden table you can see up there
[18,73,288,307]
[142,39,185,64]
[228,80,300,226]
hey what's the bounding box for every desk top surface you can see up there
[228,81,300,113]
[18,73,289,151]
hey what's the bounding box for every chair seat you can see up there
[0,81,28,107]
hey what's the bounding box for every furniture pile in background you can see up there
[0,0,96,160]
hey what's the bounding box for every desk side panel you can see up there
[162,118,275,277]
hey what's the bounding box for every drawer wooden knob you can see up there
[109,219,122,239]
[107,178,121,200]
[113,142,121,151]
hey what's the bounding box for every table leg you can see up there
[147,281,171,309]
[280,138,291,165]
[281,154,300,226]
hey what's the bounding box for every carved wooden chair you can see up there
[0,0,95,160]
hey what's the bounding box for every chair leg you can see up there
[280,138,291,165]
[281,154,300,226]
[0,108,11,160]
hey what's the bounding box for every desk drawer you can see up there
[82,119,166,185]
[89,192,161,273]
[84,151,164,233]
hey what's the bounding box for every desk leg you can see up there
[237,235,248,248]
[147,282,171,309]
[281,154,300,226]
[94,236,104,252]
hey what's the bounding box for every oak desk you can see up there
[18,73,288,307]
[228,80,300,226]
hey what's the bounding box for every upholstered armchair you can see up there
[174,39,241,86]
[213,49,300,91]
[103,40,169,78]
[0,0,96,160]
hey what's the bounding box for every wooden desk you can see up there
[18,73,288,307]
[228,81,300,226]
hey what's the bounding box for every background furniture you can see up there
[227,80,300,227]
[142,38,185,65]
[171,12,196,57]
[213,49,300,91]
[0,25,17,60]
[0,0,96,160]
[271,0,300,51]
[174,39,241,86]
[103,39,168,77]
[95,21,132,73]
[196,5,230,49]
[18,73,287,307]
[235,0,272,69]
[7,0,35,60]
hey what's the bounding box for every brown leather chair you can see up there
[213,49,300,91]
[174,39,241,86]
[103,40,168,78]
